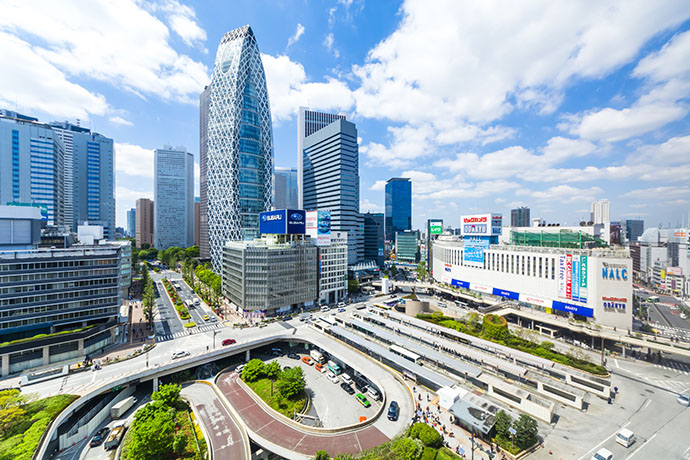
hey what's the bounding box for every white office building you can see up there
[433,238,633,330]
[317,231,348,304]
[154,146,194,250]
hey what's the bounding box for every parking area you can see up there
[251,343,385,428]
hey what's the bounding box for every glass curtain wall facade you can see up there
[154,147,194,250]
[199,85,210,258]
[363,212,384,267]
[273,167,298,209]
[385,178,411,242]
[206,25,274,272]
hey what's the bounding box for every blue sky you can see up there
[2,0,690,231]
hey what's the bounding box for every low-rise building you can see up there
[222,234,318,317]
[432,238,632,330]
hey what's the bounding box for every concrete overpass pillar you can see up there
[1,354,9,377]
[78,339,84,356]
[245,349,251,362]
[153,377,158,392]
[43,346,50,366]
[622,346,626,358]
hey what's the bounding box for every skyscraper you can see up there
[590,199,610,224]
[273,167,298,209]
[364,212,384,267]
[136,198,154,248]
[0,110,65,226]
[199,85,210,259]
[154,146,194,250]
[511,207,530,227]
[49,121,114,237]
[297,107,346,208]
[385,178,412,242]
[205,26,274,272]
[127,207,136,238]
[303,119,363,264]
[625,219,644,243]
[194,198,200,246]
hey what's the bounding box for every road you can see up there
[181,382,249,460]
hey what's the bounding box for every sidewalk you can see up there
[89,301,155,366]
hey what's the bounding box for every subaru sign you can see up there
[259,209,306,235]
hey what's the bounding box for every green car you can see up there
[356,393,371,408]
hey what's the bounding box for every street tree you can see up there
[493,410,513,438]
[127,408,175,460]
[242,359,265,382]
[151,383,182,409]
[514,414,539,449]
[0,389,25,436]
[264,361,281,380]
[277,367,306,399]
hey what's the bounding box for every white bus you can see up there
[389,344,423,365]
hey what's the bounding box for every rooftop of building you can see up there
[434,238,629,258]
[0,244,122,261]
[386,177,410,183]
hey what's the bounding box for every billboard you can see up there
[460,214,502,236]
[429,220,443,235]
[463,236,490,267]
[259,209,306,235]
[306,210,331,246]
[579,255,588,303]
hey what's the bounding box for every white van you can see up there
[591,447,613,460]
[367,385,381,401]
[615,428,635,447]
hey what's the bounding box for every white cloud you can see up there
[115,143,154,178]
[360,199,383,213]
[0,0,209,113]
[156,0,207,50]
[633,29,690,82]
[287,24,305,49]
[369,180,387,191]
[261,54,354,121]
[323,33,340,58]
[115,185,153,202]
[109,116,133,126]
[622,186,690,199]
[528,185,604,204]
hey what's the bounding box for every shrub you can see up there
[315,450,330,460]
[242,359,265,382]
[410,422,443,448]
[421,446,438,460]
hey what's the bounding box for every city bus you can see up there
[389,344,423,365]
[648,296,660,303]
[374,303,393,310]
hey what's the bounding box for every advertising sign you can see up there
[519,294,549,307]
[259,210,287,234]
[492,287,519,300]
[666,267,683,276]
[286,209,306,234]
[470,283,492,294]
[601,262,628,281]
[558,255,566,298]
[579,255,588,303]
[461,214,502,236]
[551,300,594,317]
[463,237,490,267]
[572,260,580,302]
[602,296,627,311]
[565,254,573,300]
[306,210,331,246]
[429,220,443,235]
[451,279,470,289]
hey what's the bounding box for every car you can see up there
[315,363,326,373]
[302,356,313,366]
[235,364,245,373]
[288,353,299,360]
[591,448,613,460]
[282,315,291,321]
[338,307,346,313]
[678,394,690,406]
[90,427,110,447]
[327,372,339,384]
[202,314,210,321]
[356,393,371,408]
[337,302,346,308]
[387,401,400,421]
[171,351,189,360]
[341,373,353,384]
[222,338,236,346]
[340,382,356,395]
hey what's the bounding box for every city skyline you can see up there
[1,2,689,232]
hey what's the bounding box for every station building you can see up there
[432,214,632,330]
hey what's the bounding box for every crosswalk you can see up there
[633,372,690,393]
[650,323,690,340]
[654,360,690,375]
[157,323,225,342]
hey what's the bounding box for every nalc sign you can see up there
[601,263,628,281]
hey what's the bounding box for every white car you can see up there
[171,351,189,360]
[327,372,339,384]
[591,448,613,460]
[341,373,353,384]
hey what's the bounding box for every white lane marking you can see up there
[615,359,620,369]
[626,433,657,460]
[577,422,630,460]
[642,399,651,410]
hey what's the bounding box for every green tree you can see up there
[348,279,360,293]
[493,410,513,438]
[416,261,427,279]
[127,408,174,460]
[151,383,182,409]
[410,422,443,448]
[277,366,306,399]
[514,414,539,449]
[315,450,330,460]
[172,434,188,455]
[265,361,282,380]
[392,437,422,460]
[0,389,25,436]
[242,359,265,382]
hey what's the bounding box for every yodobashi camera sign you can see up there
[259,209,306,234]
[460,214,502,236]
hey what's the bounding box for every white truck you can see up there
[111,396,136,419]
[310,349,325,364]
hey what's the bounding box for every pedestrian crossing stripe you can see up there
[157,324,225,341]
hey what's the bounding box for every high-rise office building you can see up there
[199,85,210,259]
[49,121,115,237]
[154,146,194,250]
[591,199,610,224]
[396,230,419,262]
[625,219,644,243]
[297,107,346,208]
[194,198,200,246]
[0,110,65,226]
[136,198,154,248]
[385,178,412,242]
[303,119,363,264]
[273,167,299,209]
[511,207,530,227]
[204,25,274,272]
[364,212,384,267]
[127,207,136,238]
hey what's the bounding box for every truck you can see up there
[327,360,342,375]
[104,424,125,450]
[310,349,326,364]
[111,396,136,419]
